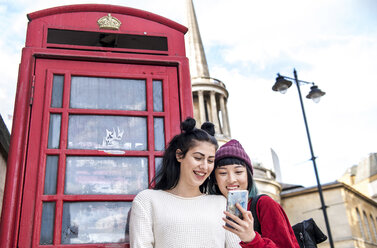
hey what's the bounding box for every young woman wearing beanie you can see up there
[129,118,240,248]
[208,139,300,248]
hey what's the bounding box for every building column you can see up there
[219,95,230,136]
[210,91,220,133]
[197,90,206,125]
[224,98,231,137]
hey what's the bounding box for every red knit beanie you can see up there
[215,139,253,175]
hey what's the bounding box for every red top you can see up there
[27,4,187,33]
[240,195,300,248]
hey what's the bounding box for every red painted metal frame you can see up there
[21,59,181,247]
[0,4,193,248]
[27,4,187,34]
[25,4,188,57]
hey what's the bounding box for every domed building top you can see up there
[185,0,231,141]
[184,0,282,201]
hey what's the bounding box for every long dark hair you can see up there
[207,157,258,199]
[151,117,218,192]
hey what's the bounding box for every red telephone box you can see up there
[0,4,192,247]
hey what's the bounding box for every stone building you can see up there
[282,181,377,248]
[0,114,10,216]
[338,153,377,203]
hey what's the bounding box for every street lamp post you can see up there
[272,69,334,248]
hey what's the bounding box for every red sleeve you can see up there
[240,195,300,248]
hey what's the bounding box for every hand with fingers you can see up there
[223,203,256,243]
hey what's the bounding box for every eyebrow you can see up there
[217,165,245,169]
[192,152,215,158]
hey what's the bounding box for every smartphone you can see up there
[226,190,248,228]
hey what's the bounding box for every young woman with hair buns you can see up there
[129,117,240,248]
[208,139,300,248]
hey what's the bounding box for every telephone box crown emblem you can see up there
[97,14,122,30]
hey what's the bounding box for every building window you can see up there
[356,208,365,239]
[364,211,372,241]
[371,214,377,243]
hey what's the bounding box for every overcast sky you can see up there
[1,0,376,187]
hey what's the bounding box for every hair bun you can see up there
[201,122,215,136]
[180,117,196,133]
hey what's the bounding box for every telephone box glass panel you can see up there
[154,117,165,151]
[70,76,146,111]
[51,75,64,108]
[44,155,59,195]
[61,202,131,244]
[47,114,61,149]
[40,202,56,245]
[65,156,148,195]
[67,115,147,150]
[153,80,163,112]
[155,157,163,176]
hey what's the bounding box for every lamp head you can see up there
[272,74,292,94]
[306,85,326,103]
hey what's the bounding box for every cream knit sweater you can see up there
[129,189,240,248]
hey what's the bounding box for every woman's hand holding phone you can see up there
[223,203,256,243]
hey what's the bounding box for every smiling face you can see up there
[176,141,216,190]
[214,164,249,197]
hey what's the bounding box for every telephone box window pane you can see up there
[40,202,55,245]
[68,115,147,150]
[61,202,131,244]
[153,80,163,112]
[155,157,163,176]
[70,76,146,111]
[154,117,165,151]
[65,156,148,195]
[44,156,58,195]
[51,75,64,108]
[48,114,61,149]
